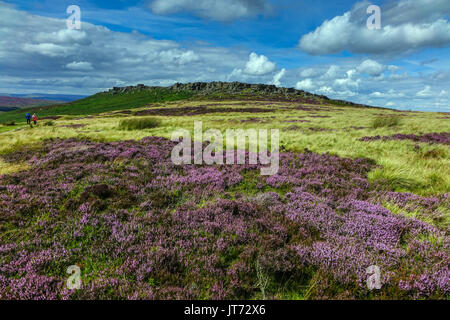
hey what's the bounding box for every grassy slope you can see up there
[0,91,448,300]
[0,98,448,197]
[0,89,193,124]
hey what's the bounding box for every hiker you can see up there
[25,113,31,125]
[32,113,38,125]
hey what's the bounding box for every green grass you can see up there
[0,88,194,124]
[0,97,448,196]
[119,117,162,130]
[372,115,401,128]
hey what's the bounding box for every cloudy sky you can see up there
[0,0,449,111]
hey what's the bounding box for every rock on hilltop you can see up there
[106,81,373,107]
[108,82,322,99]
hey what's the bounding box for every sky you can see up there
[0,0,449,111]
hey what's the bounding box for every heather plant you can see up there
[360,132,450,145]
[0,99,448,195]
[0,136,448,300]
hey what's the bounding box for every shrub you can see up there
[372,116,401,128]
[118,117,161,130]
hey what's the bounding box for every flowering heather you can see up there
[0,137,448,300]
[359,132,450,145]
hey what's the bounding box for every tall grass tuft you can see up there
[118,117,161,130]
[372,116,401,128]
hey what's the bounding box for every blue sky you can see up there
[0,0,449,111]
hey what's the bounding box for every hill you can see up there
[2,93,87,102]
[0,82,378,124]
[0,82,448,300]
[0,96,64,111]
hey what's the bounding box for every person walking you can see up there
[32,113,38,125]
[25,113,31,125]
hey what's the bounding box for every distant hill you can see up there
[0,93,87,102]
[0,96,64,110]
[0,82,379,124]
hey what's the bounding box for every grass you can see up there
[0,88,194,124]
[118,117,161,130]
[0,97,448,196]
[372,115,401,128]
[0,96,448,300]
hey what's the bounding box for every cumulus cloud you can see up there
[296,79,314,91]
[416,86,433,97]
[357,59,386,76]
[299,68,323,78]
[66,61,94,71]
[298,0,450,55]
[23,43,71,58]
[243,52,276,75]
[322,65,341,79]
[385,101,396,107]
[369,89,404,98]
[0,2,248,94]
[271,68,286,87]
[149,0,271,22]
[0,2,448,112]
[333,69,361,91]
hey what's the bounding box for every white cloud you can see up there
[23,43,70,57]
[66,61,94,71]
[149,0,271,22]
[295,79,314,91]
[389,72,409,80]
[0,2,448,112]
[417,86,433,97]
[321,65,340,79]
[370,91,384,98]
[370,89,404,98]
[0,2,248,94]
[357,59,386,76]
[316,86,335,95]
[271,68,286,87]
[243,52,276,75]
[298,0,450,55]
[35,29,91,46]
[333,69,360,90]
[299,67,323,78]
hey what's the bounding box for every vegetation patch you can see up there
[372,116,401,128]
[360,132,450,145]
[118,117,161,130]
[0,137,448,300]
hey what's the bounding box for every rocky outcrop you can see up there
[105,81,374,107]
[107,81,323,98]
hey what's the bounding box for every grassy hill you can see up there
[0,82,448,300]
[0,82,379,125]
[0,88,194,124]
